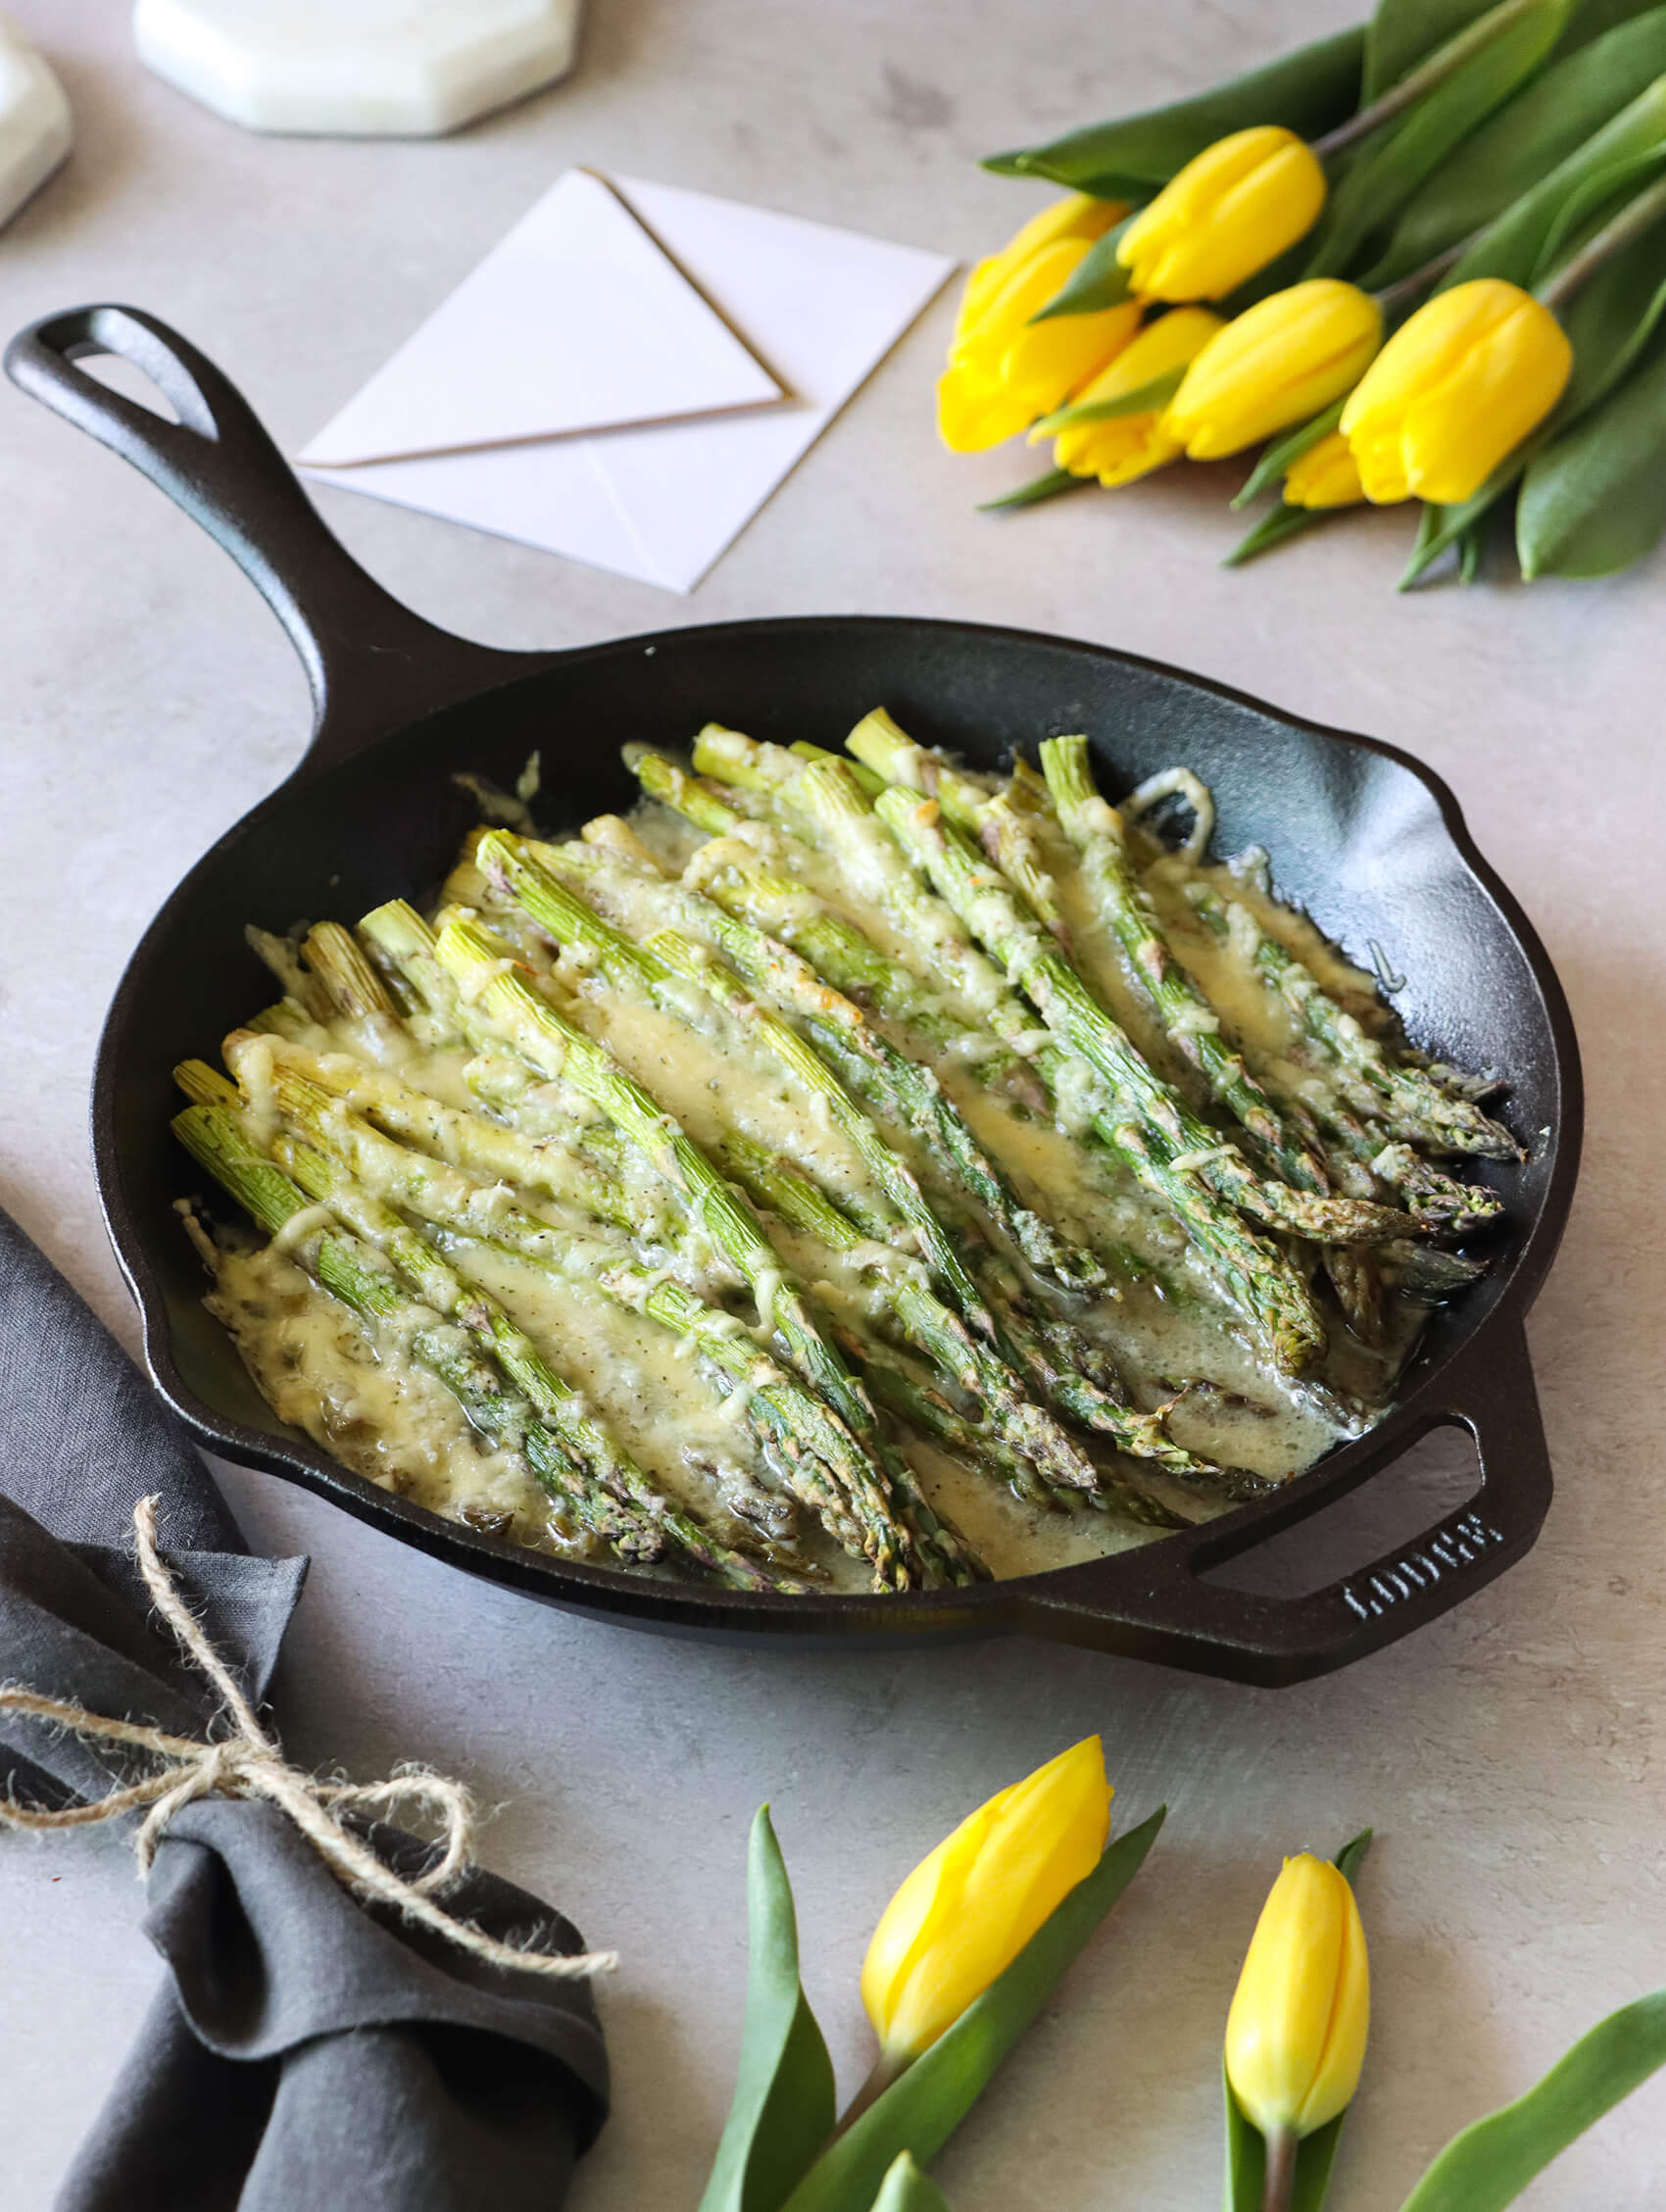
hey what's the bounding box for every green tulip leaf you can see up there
[1293,2112,1351,2212]
[1366,11,1666,283]
[868,2152,953,2212]
[1551,190,1666,409]
[698,1806,837,2212]
[1029,217,1139,320]
[1223,502,1331,565]
[1361,0,1641,99]
[1334,1828,1375,1885]
[1034,367,1188,433]
[779,1806,1166,2212]
[1306,0,1574,278]
[1518,327,1666,568]
[1531,139,1666,275]
[1233,399,1348,506]
[982,28,1364,194]
[1400,443,1539,580]
[1396,1990,1666,2210]
[1401,481,1502,580]
[1366,0,1501,101]
[977,466,1095,513]
[1445,73,1666,286]
[1223,2072,1352,2212]
[1223,2068,1268,2212]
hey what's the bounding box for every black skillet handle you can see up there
[4,304,531,771]
[1025,1316,1553,1684]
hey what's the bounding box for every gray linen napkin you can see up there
[0,1205,609,2209]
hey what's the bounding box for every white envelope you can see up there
[298,172,956,593]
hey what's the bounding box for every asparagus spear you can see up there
[975,770,1075,950]
[1177,877,1519,1159]
[692,722,804,791]
[247,1000,321,1043]
[848,1336,1209,1531]
[629,749,753,839]
[1042,735,1371,1200]
[429,917,983,1587]
[302,921,400,1021]
[845,707,995,830]
[788,740,886,796]
[174,1101,698,1575]
[854,1351,1076,1516]
[1171,882,1504,1229]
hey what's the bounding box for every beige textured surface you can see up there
[1,2,1662,2205]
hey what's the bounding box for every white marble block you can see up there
[0,16,72,229]
[132,0,584,137]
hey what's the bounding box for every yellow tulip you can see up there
[1283,429,1365,510]
[953,191,1123,343]
[1164,280,1383,460]
[1117,126,1327,302]
[1040,306,1224,487]
[1339,277,1573,506]
[1225,1852,1369,2191]
[861,1738,1111,2063]
[939,196,1138,453]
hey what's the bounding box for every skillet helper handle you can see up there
[1028,1317,1553,1684]
[4,304,521,765]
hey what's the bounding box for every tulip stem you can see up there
[1371,239,1469,318]
[838,2047,912,2135]
[1311,0,1539,161]
[1537,171,1666,315]
[1260,2123,1298,2212]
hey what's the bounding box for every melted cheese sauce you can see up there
[198,772,1482,1594]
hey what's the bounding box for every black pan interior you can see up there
[102,616,1578,1667]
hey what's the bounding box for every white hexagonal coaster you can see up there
[0,16,72,229]
[132,0,584,137]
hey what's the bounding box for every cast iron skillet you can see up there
[6,305,1582,1685]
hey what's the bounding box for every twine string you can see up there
[0,1496,614,1981]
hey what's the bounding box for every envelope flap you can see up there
[298,169,785,467]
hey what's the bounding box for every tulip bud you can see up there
[953,191,1123,344]
[860,1738,1111,2064]
[1163,280,1383,461]
[1339,277,1572,506]
[1225,1852,1369,2204]
[1041,306,1224,487]
[1117,126,1327,303]
[939,196,1138,453]
[1282,429,1365,510]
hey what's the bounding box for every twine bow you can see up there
[0,1495,615,1982]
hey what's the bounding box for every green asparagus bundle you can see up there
[679,729,1334,1374]
[172,701,1515,1605]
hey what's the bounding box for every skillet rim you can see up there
[91,612,1584,1665]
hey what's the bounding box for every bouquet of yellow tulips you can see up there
[946,0,1666,583]
[697,1741,1666,2210]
